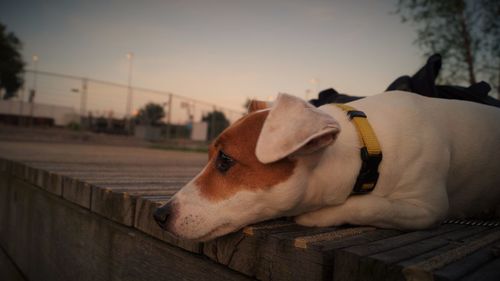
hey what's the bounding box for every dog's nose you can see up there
[153,203,172,229]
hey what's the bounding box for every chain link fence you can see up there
[1,70,244,142]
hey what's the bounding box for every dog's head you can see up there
[154,94,340,241]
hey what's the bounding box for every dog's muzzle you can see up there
[153,202,173,229]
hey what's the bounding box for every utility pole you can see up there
[166,93,173,139]
[29,55,39,127]
[125,52,134,133]
[210,105,216,140]
[18,72,26,125]
[80,78,88,128]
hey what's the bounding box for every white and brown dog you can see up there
[154,91,500,241]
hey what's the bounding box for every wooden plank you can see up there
[282,228,405,281]
[398,226,492,267]
[62,176,188,209]
[0,175,254,281]
[0,158,8,172]
[402,229,500,281]
[0,142,207,167]
[207,225,400,281]
[294,227,377,249]
[451,256,500,281]
[134,195,202,253]
[204,224,394,281]
[90,184,184,226]
[0,171,12,240]
[3,142,500,281]
[4,161,62,196]
[333,224,465,281]
[10,161,26,183]
[432,240,500,281]
[24,161,203,174]
[0,245,26,281]
[30,166,203,177]
[310,228,403,252]
[256,226,364,281]
[24,165,39,188]
[41,170,63,195]
[62,177,92,208]
[203,219,317,280]
[62,172,191,209]
[375,226,488,263]
[242,219,297,236]
[352,226,489,281]
[84,177,192,184]
[86,179,189,186]
[0,178,39,279]
[263,227,404,281]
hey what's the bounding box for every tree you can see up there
[135,103,165,126]
[202,110,230,140]
[0,23,24,100]
[478,0,500,94]
[396,0,500,96]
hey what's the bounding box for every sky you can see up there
[0,0,425,115]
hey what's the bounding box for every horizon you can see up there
[0,0,425,115]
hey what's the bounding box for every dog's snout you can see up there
[153,203,172,229]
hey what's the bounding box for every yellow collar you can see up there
[335,104,383,194]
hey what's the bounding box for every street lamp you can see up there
[125,52,134,117]
[71,78,88,127]
[29,55,39,126]
[31,55,39,103]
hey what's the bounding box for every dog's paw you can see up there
[294,213,320,227]
[295,207,347,227]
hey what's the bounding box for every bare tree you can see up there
[396,0,500,96]
[478,0,500,95]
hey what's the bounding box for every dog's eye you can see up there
[216,150,235,173]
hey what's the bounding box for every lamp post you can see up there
[29,55,39,126]
[18,71,26,125]
[165,93,172,139]
[71,78,88,127]
[125,52,134,132]
[32,55,38,87]
[81,79,88,127]
[125,52,134,115]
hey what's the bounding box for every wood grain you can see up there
[1,141,499,281]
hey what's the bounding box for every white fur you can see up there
[170,166,310,240]
[165,91,500,240]
[294,91,500,229]
[256,94,340,163]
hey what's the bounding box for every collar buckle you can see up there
[352,147,382,194]
[335,104,383,195]
[346,110,367,120]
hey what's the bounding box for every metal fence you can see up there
[8,69,245,141]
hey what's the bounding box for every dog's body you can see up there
[154,91,500,241]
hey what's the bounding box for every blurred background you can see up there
[0,0,498,146]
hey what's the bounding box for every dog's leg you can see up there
[295,191,449,230]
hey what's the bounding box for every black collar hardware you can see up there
[334,104,383,194]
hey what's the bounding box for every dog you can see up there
[154,91,500,241]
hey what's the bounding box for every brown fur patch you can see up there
[248,100,270,113]
[196,110,296,201]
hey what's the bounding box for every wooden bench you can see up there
[0,141,499,281]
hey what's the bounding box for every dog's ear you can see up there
[255,94,340,163]
[248,99,271,113]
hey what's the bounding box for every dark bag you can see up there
[310,54,500,107]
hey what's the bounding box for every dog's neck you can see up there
[298,105,363,212]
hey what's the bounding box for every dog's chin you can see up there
[185,223,240,242]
